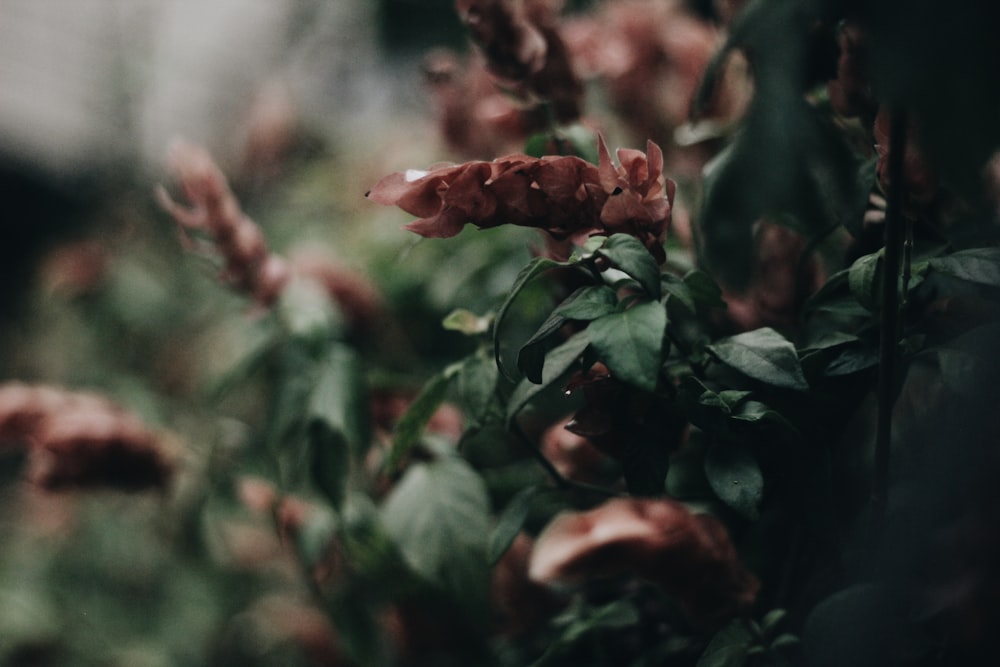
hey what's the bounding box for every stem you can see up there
[872,109,907,516]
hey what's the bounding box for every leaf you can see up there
[662,273,696,311]
[848,251,883,311]
[386,371,452,470]
[684,270,727,308]
[442,308,492,335]
[697,619,752,667]
[507,330,589,424]
[588,302,667,392]
[555,285,618,320]
[518,311,570,383]
[309,344,370,459]
[562,123,600,164]
[802,584,890,667]
[489,485,541,565]
[452,351,499,427]
[928,247,1000,287]
[524,132,552,158]
[310,422,350,509]
[278,277,342,347]
[532,599,641,667]
[517,286,614,383]
[760,609,788,637]
[824,345,879,377]
[598,234,662,299]
[731,400,798,436]
[708,327,809,391]
[704,442,763,520]
[381,458,491,610]
[494,257,572,380]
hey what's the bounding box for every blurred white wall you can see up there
[0,0,377,176]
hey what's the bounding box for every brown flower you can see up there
[827,20,875,119]
[598,136,674,262]
[529,497,759,622]
[561,1,721,142]
[156,139,289,306]
[367,136,674,261]
[873,108,938,215]
[456,0,583,122]
[288,246,384,333]
[0,383,174,491]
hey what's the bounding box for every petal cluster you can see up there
[367,136,674,262]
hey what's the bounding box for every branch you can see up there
[872,108,907,516]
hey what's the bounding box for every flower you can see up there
[598,135,675,262]
[529,497,759,622]
[0,383,175,491]
[367,136,674,262]
[156,139,289,306]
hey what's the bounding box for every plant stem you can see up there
[872,108,907,516]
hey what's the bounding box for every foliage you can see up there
[3,1,1000,666]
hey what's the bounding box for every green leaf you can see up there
[760,609,788,637]
[704,442,763,520]
[598,234,662,299]
[278,277,342,347]
[494,257,572,380]
[442,308,492,335]
[386,371,453,470]
[684,270,727,308]
[928,247,1000,287]
[848,251,883,311]
[452,351,499,427]
[771,633,800,650]
[708,327,809,391]
[588,301,667,392]
[380,458,491,610]
[518,311,569,384]
[662,273,696,311]
[824,345,879,377]
[488,485,541,565]
[532,599,641,667]
[507,330,589,423]
[524,132,551,158]
[731,400,798,435]
[697,619,752,667]
[556,285,618,320]
[309,344,370,459]
[517,286,616,382]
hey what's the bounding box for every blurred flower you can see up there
[287,246,384,334]
[874,108,939,216]
[529,497,759,622]
[0,383,174,491]
[541,417,612,484]
[722,221,828,331]
[424,49,540,158]
[39,239,109,297]
[562,1,724,143]
[240,594,348,666]
[492,532,561,636]
[827,20,875,119]
[156,139,289,306]
[367,136,674,262]
[456,0,583,122]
